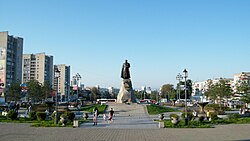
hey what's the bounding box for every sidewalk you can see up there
[80,103,158,129]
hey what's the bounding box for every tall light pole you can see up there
[65,82,69,102]
[176,73,183,102]
[54,68,60,124]
[183,69,188,126]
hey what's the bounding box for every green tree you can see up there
[150,91,158,101]
[236,81,250,94]
[41,81,52,100]
[205,79,232,108]
[236,81,250,105]
[160,84,174,100]
[90,87,99,101]
[176,79,192,99]
[8,81,22,102]
[27,80,42,102]
[134,90,142,99]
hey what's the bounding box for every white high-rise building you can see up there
[0,31,23,102]
[22,52,53,85]
[232,72,250,93]
[53,64,70,102]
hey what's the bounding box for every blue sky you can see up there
[1,0,250,89]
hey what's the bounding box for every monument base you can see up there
[117,79,136,103]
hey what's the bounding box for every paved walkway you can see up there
[80,103,158,129]
[1,123,250,141]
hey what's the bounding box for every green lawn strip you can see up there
[0,116,39,123]
[146,105,179,115]
[80,104,107,114]
[164,120,212,128]
[30,120,73,127]
[163,117,250,128]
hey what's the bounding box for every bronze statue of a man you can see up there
[121,60,130,79]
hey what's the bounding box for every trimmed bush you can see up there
[198,116,205,122]
[228,114,240,120]
[51,112,62,121]
[36,112,46,121]
[29,111,37,120]
[169,114,179,120]
[7,110,18,120]
[205,104,231,112]
[181,112,194,121]
[65,112,75,121]
[210,112,219,121]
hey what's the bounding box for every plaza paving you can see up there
[1,123,250,141]
[80,103,159,129]
[1,103,250,141]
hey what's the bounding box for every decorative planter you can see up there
[171,118,179,125]
[217,114,229,119]
[159,114,164,121]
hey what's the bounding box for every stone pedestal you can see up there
[117,79,136,103]
[159,121,165,128]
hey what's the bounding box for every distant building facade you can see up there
[232,72,250,93]
[53,64,70,102]
[0,31,23,102]
[192,78,234,101]
[22,52,53,85]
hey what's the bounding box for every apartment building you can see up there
[192,78,234,96]
[54,64,70,101]
[22,53,53,85]
[232,72,250,93]
[0,31,23,102]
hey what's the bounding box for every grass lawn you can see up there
[147,104,179,115]
[80,104,107,114]
[0,115,39,123]
[163,117,250,128]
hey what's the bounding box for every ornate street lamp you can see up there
[54,68,60,124]
[176,73,183,102]
[183,69,188,126]
[73,73,81,99]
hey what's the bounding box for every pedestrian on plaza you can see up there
[93,107,99,117]
[206,110,211,120]
[28,105,32,113]
[108,108,114,123]
[103,113,107,121]
[93,108,98,126]
[192,110,198,117]
[239,107,243,114]
[45,110,49,120]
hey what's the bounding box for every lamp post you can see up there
[65,82,69,102]
[54,68,60,124]
[183,69,188,126]
[176,73,183,102]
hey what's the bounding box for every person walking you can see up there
[103,113,107,121]
[206,110,211,120]
[93,108,98,126]
[108,108,114,123]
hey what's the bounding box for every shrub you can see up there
[228,114,240,120]
[51,112,62,121]
[36,112,46,121]
[29,111,37,120]
[210,112,219,121]
[198,116,205,122]
[182,112,194,121]
[7,110,18,120]
[65,112,75,121]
